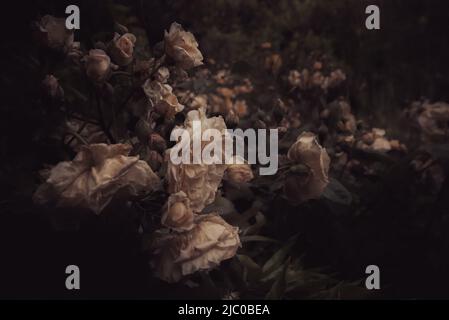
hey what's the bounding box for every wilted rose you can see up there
[161,191,195,231]
[84,49,115,83]
[152,214,240,283]
[142,79,184,119]
[33,143,161,214]
[109,32,136,66]
[284,132,330,204]
[166,108,229,212]
[164,22,204,70]
[34,15,74,52]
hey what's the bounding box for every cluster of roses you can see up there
[31,15,260,283]
[288,61,346,92]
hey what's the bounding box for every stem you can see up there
[66,121,87,145]
[66,130,89,146]
[95,92,116,143]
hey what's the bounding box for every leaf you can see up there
[322,178,352,205]
[240,235,281,244]
[237,254,262,283]
[262,234,299,276]
[265,258,289,300]
[203,195,236,216]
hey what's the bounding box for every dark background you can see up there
[1,0,449,299]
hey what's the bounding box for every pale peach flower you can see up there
[152,214,240,283]
[164,22,204,69]
[33,144,161,214]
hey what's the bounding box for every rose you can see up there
[33,143,161,214]
[84,49,115,83]
[161,191,195,231]
[164,22,204,70]
[225,156,254,184]
[284,132,330,204]
[34,15,74,52]
[109,33,136,66]
[152,214,240,283]
[166,108,229,212]
[154,67,170,83]
[142,79,184,119]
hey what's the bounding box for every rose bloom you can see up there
[142,80,184,119]
[161,191,195,231]
[34,15,74,52]
[166,108,229,212]
[109,32,136,66]
[152,214,240,283]
[154,67,170,83]
[284,132,331,204]
[84,49,114,83]
[164,22,204,70]
[225,156,254,184]
[33,143,161,214]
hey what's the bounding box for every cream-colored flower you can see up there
[161,191,194,231]
[142,79,184,119]
[285,132,330,204]
[154,67,170,83]
[164,22,204,70]
[33,143,161,214]
[84,49,113,83]
[34,15,74,52]
[152,214,240,283]
[109,32,136,66]
[166,108,229,212]
[225,156,254,184]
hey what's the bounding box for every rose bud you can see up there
[154,67,170,84]
[42,75,64,100]
[84,49,115,83]
[164,22,204,70]
[161,192,195,232]
[148,133,167,153]
[285,132,331,204]
[109,32,136,66]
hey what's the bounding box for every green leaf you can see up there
[265,258,289,300]
[262,234,299,276]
